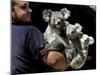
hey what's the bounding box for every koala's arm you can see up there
[40,37,65,55]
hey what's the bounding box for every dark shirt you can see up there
[11,25,55,74]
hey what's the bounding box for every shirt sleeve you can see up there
[27,26,45,60]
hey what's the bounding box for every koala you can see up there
[65,23,83,56]
[64,23,83,67]
[65,23,94,69]
[70,34,94,69]
[41,8,71,55]
[80,34,94,56]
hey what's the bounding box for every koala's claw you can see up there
[40,49,47,55]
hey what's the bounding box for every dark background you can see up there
[29,2,96,71]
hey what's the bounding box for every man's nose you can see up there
[27,8,32,13]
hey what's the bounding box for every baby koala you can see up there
[65,23,94,69]
[70,34,94,69]
[80,34,94,56]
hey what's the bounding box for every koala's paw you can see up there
[70,54,83,69]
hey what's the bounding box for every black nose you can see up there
[71,30,75,34]
[57,21,61,25]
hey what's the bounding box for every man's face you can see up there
[12,1,32,23]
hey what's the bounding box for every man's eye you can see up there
[21,6,27,10]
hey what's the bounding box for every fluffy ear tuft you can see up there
[89,36,94,45]
[60,8,70,19]
[42,9,52,22]
[75,23,82,33]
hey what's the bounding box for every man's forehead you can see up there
[14,1,29,6]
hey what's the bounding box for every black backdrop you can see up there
[29,2,96,71]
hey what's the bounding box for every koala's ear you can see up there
[89,36,94,45]
[42,9,52,22]
[65,21,69,26]
[75,23,82,32]
[60,8,70,19]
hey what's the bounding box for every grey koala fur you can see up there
[41,8,71,54]
[41,8,94,69]
[65,23,94,69]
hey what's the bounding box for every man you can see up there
[11,0,69,74]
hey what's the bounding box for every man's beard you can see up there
[12,13,32,25]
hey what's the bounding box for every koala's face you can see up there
[42,8,70,29]
[66,24,78,39]
[81,34,94,45]
[50,12,64,29]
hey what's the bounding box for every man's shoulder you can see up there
[12,25,41,33]
[12,25,43,39]
[12,25,37,30]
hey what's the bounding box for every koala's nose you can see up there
[57,21,62,25]
[55,19,62,25]
[71,30,74,34]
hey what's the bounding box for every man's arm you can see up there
[42,50,69,71]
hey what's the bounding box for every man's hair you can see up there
[11,0,18,11]
[11,0,15,11]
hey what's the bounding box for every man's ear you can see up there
[12,11,15,23]
[42,9,52,22]
[60,8,70,19]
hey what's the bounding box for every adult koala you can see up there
[41,8,71,55]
